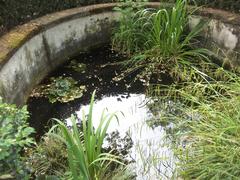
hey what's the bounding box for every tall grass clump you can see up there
[49,91,123,180]
[179,97,240,179]
[150,70,240,179]
[113,0,211,83]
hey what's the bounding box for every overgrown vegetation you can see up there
[113,0,211,84]
[27,131,68,178]
[113,0,240,179]
[177,85,240,179]
[0,98,35,179]
[149,70,240,179]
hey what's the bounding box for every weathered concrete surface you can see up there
[0,5,119,105]
[189,15,240,67]
[0,3,239,105]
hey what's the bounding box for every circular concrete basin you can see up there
[0,3,239,105]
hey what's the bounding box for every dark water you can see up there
[27,45,144,139]
[27,45,177,179]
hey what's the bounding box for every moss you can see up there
[7,33,26,49]
[0,52,7,62]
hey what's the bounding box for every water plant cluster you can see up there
[147,71,240,179]
[112,0,211,84]
[50,91,123,180]
[32,76,86,103]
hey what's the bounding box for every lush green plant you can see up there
[149,70,240,179]
[175,79,240,179]
[112,0,148,55]
[113,0,211,83]
[32,76,86,103]
[178,97,240,179]
[49,91,124,179]
[0,98,35,179]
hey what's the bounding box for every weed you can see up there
[149,70,240,179]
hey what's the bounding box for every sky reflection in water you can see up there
[67,94,176,179]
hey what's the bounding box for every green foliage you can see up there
[149,70,240,179]
[49,91,124,179]
[0,98,35,179]
[175,78,240,179]
[113,0,211,83]
[112,0,148,55]
[191,0,240,12]
[27,132,68,178]
[34,76,86,103]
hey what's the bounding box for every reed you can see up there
[49,91,124,179]
[149,70,240,179]
[112,0,211,83]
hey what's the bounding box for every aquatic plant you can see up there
[112,0,148,55]
[176,80,240,179]
[0,98,35,179]
[149,70,240,179]
[49,91,124,179]
[32,76,86,103]
[179,99,240,179]
[113,0,211,83]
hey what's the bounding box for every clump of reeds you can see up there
[112,0,211,83]
[49,91,124,179]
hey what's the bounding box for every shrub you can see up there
[0,98,35,179]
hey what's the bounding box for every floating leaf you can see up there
[32,76,86,103]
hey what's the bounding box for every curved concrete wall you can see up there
[0,3,239,105]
